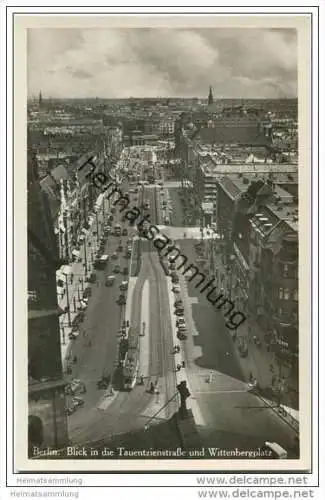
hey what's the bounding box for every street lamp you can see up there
[63,270,71,327]
[83,237,88,275]
[226,254,235,301]
[61,324,66,346]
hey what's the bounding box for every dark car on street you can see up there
[71,311,85,329]
[122,266,128,276]
[113,264,120,273]
[177,331,187,340]
[72,397,85,408]
[175,308,184,316]
[64,406,76,416]
[97,373,111,390]
[83,287,92,299]
[116,294,126,306]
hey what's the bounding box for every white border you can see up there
[2,2,322,496]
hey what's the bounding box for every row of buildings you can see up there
[173,98,299,372]
[27,125,120,451]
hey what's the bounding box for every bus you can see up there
[114,223,122,236]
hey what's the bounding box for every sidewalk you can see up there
[58,194,109,367]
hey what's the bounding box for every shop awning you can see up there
[61,264,73,276]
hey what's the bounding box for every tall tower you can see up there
[208,86,214,106]
[39,91,43,107]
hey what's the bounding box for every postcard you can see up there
[12,13,312,472]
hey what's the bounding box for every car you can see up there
[71,311,85,330]
[177,332,187,340]
[97,374,111,390]
[64,406,76,416]
[122,228,128,236]
[171,276,179,284]
[66,379,86,395]
[169,262,176,271]
[174,300,183,307]
[71,397,85,408]
[86,272,97,283]
[83,287,92,299]
[117,295,126,306]
[175,307,185,314]
[113,264,120,274]
[172,285,181,293]
[105,275,115,286]
[122,266,128,276]
[175,309,184,316]
[112,252,118,260]
[119,280,128,291]
[176,319,186,327]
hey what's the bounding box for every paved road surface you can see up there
[67,182,179,444]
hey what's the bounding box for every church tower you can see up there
[208,86,214,106]
[39,91,43,107]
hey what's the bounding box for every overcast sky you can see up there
[27,28,297,99]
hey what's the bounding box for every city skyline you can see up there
[28,28,297,100]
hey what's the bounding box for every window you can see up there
[293,289,298,301]
[279,287,284,299]
[284,288,290,300]
[283,264,289,277]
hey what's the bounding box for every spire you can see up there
[208,86,214,106]
[39,91,43,107]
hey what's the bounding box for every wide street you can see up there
[63,146,298,457]
[66,165,179,446]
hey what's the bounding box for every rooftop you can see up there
[201,161,298,177]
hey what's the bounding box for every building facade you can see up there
[28,149,68,455]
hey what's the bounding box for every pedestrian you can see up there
[225,351,230,357]
[73,356,78,364]
[181,361,185,368]
[249,372,253,383]
[176,364,181,372]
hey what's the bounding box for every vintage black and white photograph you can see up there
[18,15,312,471]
